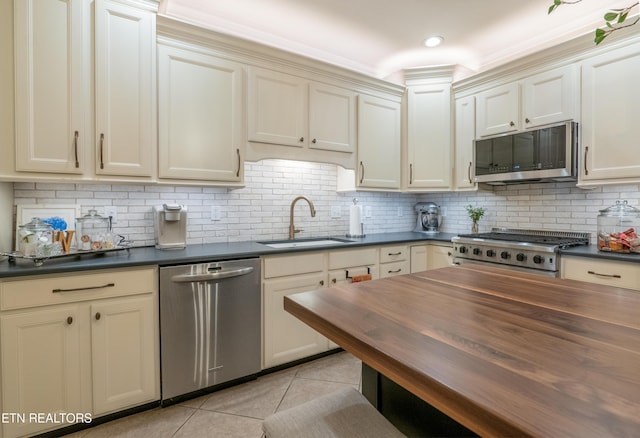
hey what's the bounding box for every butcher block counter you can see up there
[284,264,640,437]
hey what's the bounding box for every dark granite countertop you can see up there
[560,244,640,263]
[0,232,457,278]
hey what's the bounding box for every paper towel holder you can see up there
[346,198,366,238]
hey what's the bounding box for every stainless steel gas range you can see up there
[452,228,590,276]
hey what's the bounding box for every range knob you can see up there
[473,248,482,256]
[516,253,527,262]
[486,249,496,257]
[459,246,468,254]
[500,251,511,259]
[533,255,544,264]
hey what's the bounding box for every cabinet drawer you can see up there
[380,260,410,278]
[263,252,326,278]
[329,247,377,270]
[380,245,408,263]
[562,257,640,291]
[0,267,157,310]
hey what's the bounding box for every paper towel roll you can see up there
[349,204,363,237]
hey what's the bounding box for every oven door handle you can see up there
[171,267,254,283]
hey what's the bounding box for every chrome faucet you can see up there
[289,196,316,239]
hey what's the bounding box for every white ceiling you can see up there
[159,0,634,81]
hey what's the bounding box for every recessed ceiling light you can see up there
[424,36,443,48]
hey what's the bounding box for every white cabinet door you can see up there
[248,68,307,147]
[1,305,88,438]
[263,273,328,368]
[427,244,453,270]
[95,0,155,177]
[158,45,244,181]
[308,83,355,153]
[406,84,452,189]
[357,94,401,189]
[581,43,640,182]
[521,64,577,129]
[476,82,519,137]
[454,95,477,190]
[14,0,86,174]
[91,295,157,415]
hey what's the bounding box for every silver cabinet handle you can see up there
[388,269,402,274]
[509,121,515,127]
[171,267,254,283]
[299,137,304,142]
[236,148,241,177]
[319,280,325,286]
[311,138,317,144]
[409,163,413,185]
[467,161,472,183]
[587,270,621,279]
[53,283,115,293]
[584,146,589,176]
[388,252,402,256]
[359,161,364,184]
[67,316,73,325]
[95,312,101,320]
[99,133,105,169]
[74,131,80,168]
[525,117,531,123]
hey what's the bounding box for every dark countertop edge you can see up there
[560,245,640,263]
[0,232,457,278]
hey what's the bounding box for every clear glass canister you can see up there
[18,217,55,257]
[76,210,110,251]
[597,200,640,253]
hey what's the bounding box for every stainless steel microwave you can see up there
[474,121,578,184]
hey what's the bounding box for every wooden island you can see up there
[284,264,640,437]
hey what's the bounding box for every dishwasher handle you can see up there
[170,266,254,283]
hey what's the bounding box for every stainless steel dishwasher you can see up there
[159,258,261,403]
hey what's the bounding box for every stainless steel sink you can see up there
[258,237,356,249]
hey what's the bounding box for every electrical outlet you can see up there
[397,206,403,217]
[364,206,372,218]
[331,206,341,218]
[211,206,221,221]
[440,206,448,217]
[104,206,117,223]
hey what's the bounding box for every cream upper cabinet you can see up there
[14,0,156,178]
[14,0,86,174]
[308,82,356,153]
[521,64,577,129]
[454,95,477,190]
[247,67,356,156]
[94,0,156,177]
[476,82,519,137]
[476,64,577,138]
[157,44,244,182]
[248,68,307,147]
[357,94,402,189]
[580,42,640,184]
[406,84,452,190]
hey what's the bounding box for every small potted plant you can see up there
[465,204,486,234]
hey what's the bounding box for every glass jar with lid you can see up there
[76,210,111,251]
[18,218,55,257]
[597,200,640,253]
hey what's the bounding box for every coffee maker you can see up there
[153,204,187,249]
[414,202,443,233]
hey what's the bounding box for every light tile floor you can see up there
[64,352,361,438]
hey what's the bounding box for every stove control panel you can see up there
[452,243,556,272]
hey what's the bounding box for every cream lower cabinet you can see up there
[0,267,158,438]
[410,243,453,273]
[263,252,328,368]
[561,256,640,291]
[263,247,382,367]
[379,245,410,278]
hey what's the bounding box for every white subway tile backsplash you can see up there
[10,160,640,247]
